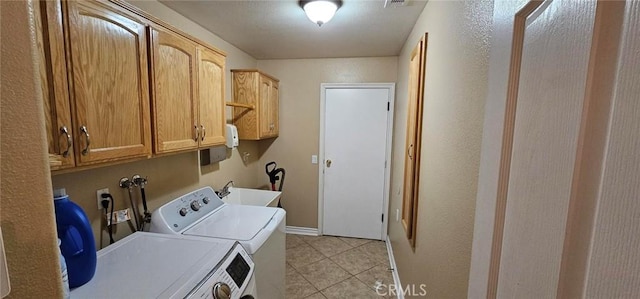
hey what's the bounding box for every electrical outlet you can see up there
[105,209,131,226]
[311,155,318,164]
[96,188,109,210]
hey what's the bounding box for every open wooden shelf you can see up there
[225,102,255,110]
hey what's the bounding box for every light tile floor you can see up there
[286,234,394,299]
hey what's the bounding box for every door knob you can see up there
[326,159,332,167]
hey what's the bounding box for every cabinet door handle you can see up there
[80,125,90,155]
[60,126,72,157]
[194,125,199,142]
[200,125,206,141]
[407,144,414,160]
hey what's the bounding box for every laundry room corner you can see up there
[256,57,399,230]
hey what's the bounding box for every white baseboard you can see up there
[386,235,404,299]
[286,226,319,236]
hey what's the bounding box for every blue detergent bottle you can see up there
[53,188,96,288]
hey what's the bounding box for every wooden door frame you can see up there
[485,2,546,297]
[402,33,428,248]
[317,83,395,240]
[555,2,625,297]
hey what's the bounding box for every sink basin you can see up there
[221,187,281,207]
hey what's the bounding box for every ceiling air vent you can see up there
[384,0,407,8]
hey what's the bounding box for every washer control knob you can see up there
[211,282,231,299]
[179,208,188,216]
[190,200,201,211]
[202,197,210,204]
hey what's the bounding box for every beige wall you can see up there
[1,1,63,297]
[387,1,493,298]
[255,58,398,228]
[51,0,261,247]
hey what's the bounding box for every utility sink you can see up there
[221,187,281,207]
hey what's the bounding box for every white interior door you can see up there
[321,85,392,240]
[496,1,597,297]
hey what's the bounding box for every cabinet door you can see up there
[402,36,426,245]
[258,75,272,138]
[232,71,260,140]
[150,28,199,153]
[269,81,279,137]
[66,1,152,165]
[35,0,75,169]
[197,47,226,147]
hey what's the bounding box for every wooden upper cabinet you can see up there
[35,0,75,170]
[65,0,152,166]
[36,0,228,171]
[197,47,226,147]
[232,70,280,140]
[150,28,199,153]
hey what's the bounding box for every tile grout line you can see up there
[315,273,356,294]
[330,253,379,277]
[298,269,321,295]
[318,274,388,298]
[293,252,354,294]
[292,235,390,276]
[289,254,327,272]
[287,235,392,298]
[331,239,393,295]
[301,266,355,295]
[286,235,308,250]
[333,240,390,273]
[287,261,320,298]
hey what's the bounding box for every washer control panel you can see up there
[150,187,225,233]
[190,200,202,211]
[187,243,254,299]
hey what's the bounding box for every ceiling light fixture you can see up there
[300,0,342,27]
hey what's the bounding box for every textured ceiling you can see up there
[158,0,428,59]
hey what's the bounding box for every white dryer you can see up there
[71,232,256,299]
[149,187,286,299]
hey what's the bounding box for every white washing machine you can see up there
[71,232,256,299]
[149,187,286,299]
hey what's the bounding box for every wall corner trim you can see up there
[386,235,404,299]
[286,226,319,236]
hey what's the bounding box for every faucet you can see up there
[217,180,234,198]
